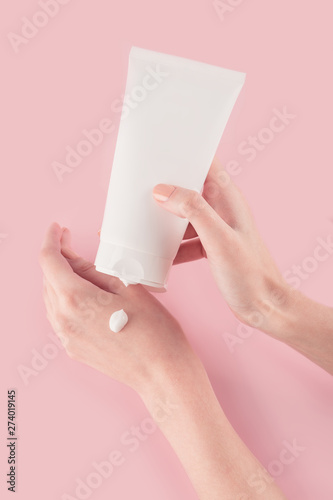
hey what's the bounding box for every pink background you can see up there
[1,1,333,499]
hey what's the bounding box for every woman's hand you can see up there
[39,223,198,394]
[153,157,290,332]
[153,158,333,375]
[39,224,288,500]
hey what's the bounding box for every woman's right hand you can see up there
[153,158,290,333]
[154,158,333,375]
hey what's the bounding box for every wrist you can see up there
[137,348,209,419]
[241,278,297,340]
[247,278,333,368]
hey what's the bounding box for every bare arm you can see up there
[140,356,287,500]
[40,223,287,499]
[265,287,333,375]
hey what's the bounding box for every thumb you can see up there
[61,227,121,293]
[152,184,232,254]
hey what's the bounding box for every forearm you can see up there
[257,285,333,375]
[139,355,286,500]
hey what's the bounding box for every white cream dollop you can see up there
[109,309,128,333]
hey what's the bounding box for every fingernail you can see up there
[61,246,78,259]
[153,184,176,202]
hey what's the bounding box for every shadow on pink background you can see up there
[1,1,333,499]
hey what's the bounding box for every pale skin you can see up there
[40,158,332,500]
[153,158,333,375]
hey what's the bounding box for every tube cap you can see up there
[94,241,172,291]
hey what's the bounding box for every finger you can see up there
[43,277,64,334]
[39,223,80,292]
[43,274,58,306]
[43,276,55,315]
[183,222,198,240]
[45,307,67,345]
[65,254,122,294]
[203,157,252,230]
[173,239,206,265]
[153,184,233,257]
[61,228,122,294]
[43,274,84,345]
[61,226,72,249]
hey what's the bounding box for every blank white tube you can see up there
[95,47,245,291]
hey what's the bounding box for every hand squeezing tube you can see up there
[95,47,245,290]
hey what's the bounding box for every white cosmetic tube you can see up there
[95,47,245,290]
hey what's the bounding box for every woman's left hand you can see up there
[39,223,197,394]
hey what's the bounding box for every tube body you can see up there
[95,47,246,290]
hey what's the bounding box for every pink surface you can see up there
[1,1,333,499]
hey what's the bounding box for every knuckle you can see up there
[76,258,94,274]
[54,310,80,336]
[96,289,113,307]
[53,311,69,331]
[216,169,231,188]
[204,180,221,201]
[39,247,55,264]
[60,288,79,311]
[180,191,203,218]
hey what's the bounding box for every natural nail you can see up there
[153,184,176,202]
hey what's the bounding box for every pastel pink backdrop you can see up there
[1,1,333,499]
